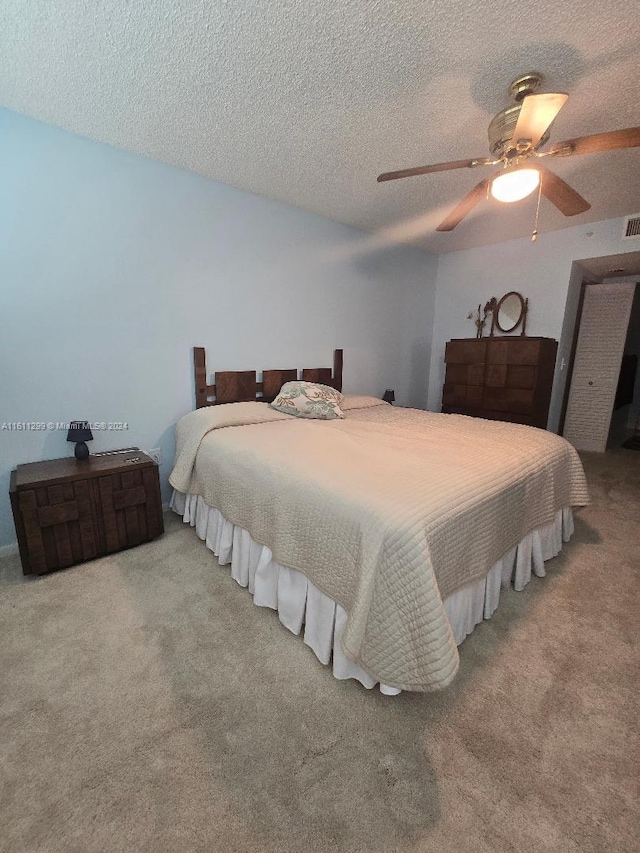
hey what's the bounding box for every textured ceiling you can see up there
[1,0,639,253]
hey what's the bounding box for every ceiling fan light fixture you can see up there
[490,168,540,203]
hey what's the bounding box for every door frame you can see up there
[558,280,588,435]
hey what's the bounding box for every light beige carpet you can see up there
[1,450,638,853]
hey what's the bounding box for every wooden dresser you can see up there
[442,336,558,428]
[9,448,164,575]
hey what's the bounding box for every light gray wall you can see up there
[427,216,639,431]
[0,108,437,549]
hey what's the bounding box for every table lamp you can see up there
[67,421,93,460]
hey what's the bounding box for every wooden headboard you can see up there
[193,347,343,408]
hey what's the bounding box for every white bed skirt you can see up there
[170,490,574,695]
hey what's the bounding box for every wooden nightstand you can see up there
[9,449,164,575]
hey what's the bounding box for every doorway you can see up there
[561,277,638,453]
[608,285,640,448]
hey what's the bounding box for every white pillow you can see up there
[341,395,391,411]
[270,381,345,419]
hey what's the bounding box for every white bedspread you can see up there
[170,401,588,691]
[171,491,575,695]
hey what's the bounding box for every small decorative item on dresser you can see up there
[9,448,164,575]
[467,300,496,339]
[382,389,395,404]
[471,304,485,339]
[67,420,93,460]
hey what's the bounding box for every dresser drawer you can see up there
[506,365,537,389]
[445,339,487,364]
[483,387,535,414]
[443,383,483,409]
[485,364,507,387]
[485,364,538,389]
[446,363,485,385]
[487,339,541,366]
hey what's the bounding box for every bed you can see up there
[170,347,589,694]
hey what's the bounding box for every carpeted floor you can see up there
[1,451,638,853]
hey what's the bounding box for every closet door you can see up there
[563,282,636,452]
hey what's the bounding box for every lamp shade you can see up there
[382,389,395,404]
[490,168,540,203]
[67,421,93,443]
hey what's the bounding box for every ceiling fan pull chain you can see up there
[531,171,543,242]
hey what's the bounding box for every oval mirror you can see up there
[496,291,525,333]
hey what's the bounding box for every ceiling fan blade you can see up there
[511,92,568,150]
[436,178,491,231]
[377,158,494,182]
[545,126,640,157]
[538,165,590,216]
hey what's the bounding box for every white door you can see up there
[563,281,636,452]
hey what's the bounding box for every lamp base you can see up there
[74,441,90,461]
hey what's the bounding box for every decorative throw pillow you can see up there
[270,381,345,419]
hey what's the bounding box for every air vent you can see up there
[622,213,640,239]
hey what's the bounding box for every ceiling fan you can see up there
[377,72,640,233]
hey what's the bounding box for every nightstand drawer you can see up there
[17,481,99,573]
[97,467,163,553]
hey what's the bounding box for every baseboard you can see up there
[0,542,19,558]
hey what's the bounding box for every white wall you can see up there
[427,217,639,430]
[0,108,437,548]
